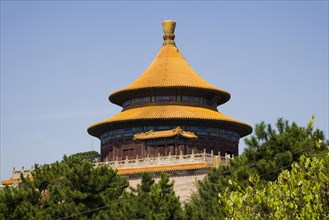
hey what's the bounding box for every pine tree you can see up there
[0,152,129,219]
[125,172,183,220]
[185,117,328,219]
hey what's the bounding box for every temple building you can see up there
[87,20,252,163]
[3,21,252,201]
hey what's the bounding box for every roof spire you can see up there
[162,20,176,46]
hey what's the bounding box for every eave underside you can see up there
[109,87,230,107]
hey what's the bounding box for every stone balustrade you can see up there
[11,166,34,179]
[5,150,233,185]
[94,149,232,170]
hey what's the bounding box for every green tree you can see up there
[243,116,326,181]
[185,117,327,219]
[70,150,100,162]
[124,172,183,220]
[0,151,129,219]
[0,185,39,220]
[220,150,329,219]
[0,152,185,220]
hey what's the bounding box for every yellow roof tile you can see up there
[112,45,225,91]
[90,105,246,125]
[88,21,252,140]
[110,20,230,106]
[88,105,251,137]
[1,178,19,185]
[109,44,230,105]
[1,176,33,185]
[117,162,212,174]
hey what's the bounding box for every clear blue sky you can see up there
[1,1,328,180]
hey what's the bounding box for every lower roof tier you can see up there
[88,105,252,138]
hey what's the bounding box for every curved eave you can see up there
[109,86,231,107]
[87,105,252,139]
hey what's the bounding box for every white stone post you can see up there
[214,156,218,167]
[225,153,228,166]
[115,157,118,167]
[211,150,214,163]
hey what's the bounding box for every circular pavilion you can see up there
[88,20,252,162]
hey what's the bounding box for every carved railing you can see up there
[6,150,233,182]
[10,166,34,179]
[94,149,233,169]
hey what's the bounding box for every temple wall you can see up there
[125,168,210,203]
[4,168,208,202]
[101,136,238,162]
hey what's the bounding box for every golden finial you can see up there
[162,20,176,46]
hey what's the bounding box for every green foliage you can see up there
[220,151,329,219]
[123,172,183,220]
[0,152,129,219]
[0,152,183,219]
[0,186,39,220]
[185,117,328,219]
[243,116,326,181]
[70,151,100,162]
[1,118,328,219]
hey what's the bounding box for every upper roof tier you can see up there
[109,20,231,107]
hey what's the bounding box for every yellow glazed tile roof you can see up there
[90,105,248,125]
[1,177,33,185]
[109,44,230,104]
[117,162,212,175]
[134,126,197,140]
[111,44,226,92]
[88,105,251,135]
[1,178,19,185]
[87,21,252,139]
